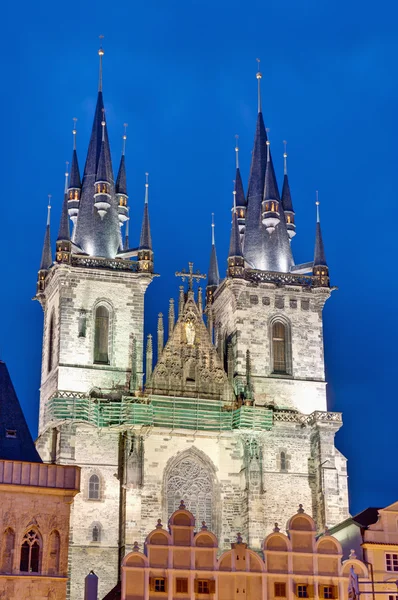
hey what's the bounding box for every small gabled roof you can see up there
[0,362,42,463]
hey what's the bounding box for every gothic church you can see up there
[35,47,349,599]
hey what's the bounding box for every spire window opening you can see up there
[20,530,41,573]
[94,306,110,364]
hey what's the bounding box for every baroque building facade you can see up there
[35,48,349,599]
[120,504,369,600]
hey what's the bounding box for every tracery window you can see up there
[20,530,41,573]
[166,457,213,531]
[88,474,100,500]
[1,528,15,572]
[272,321,287,374]
[94,305,110,364]
[48,530,60,575]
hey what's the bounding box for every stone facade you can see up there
[0,459,80,600]
[120,505,369,600]
[35,267,350,600]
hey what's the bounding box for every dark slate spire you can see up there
[70,120,81,189]
[281,143,296,240]
[73,45,121,258]
[208,214,220,287]
[96,120,109,183]
[139,173,152,250]
[234,136,246,209]
[57,165,71,242]
[243,63,268,268]
[228,190,245,279]
[116,125,129,229]
[313,197,327,267]
[229,195,243,259]
[40,197,52,270]
[0,361,42,462]
[263,141,281,204]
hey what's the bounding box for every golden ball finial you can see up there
[98,47,104,57]
[316,200,320,206]
[256,71,262,80]
[101,120,106,127]
[283,152,287,158]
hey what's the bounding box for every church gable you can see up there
[147,293,234,403]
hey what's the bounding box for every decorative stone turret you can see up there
[168,298,175,338]
[146,334,153,383]
[93,116,112,219]
[36,196,52,296]
[261,140,280,233]
[228,189,244,278]
[116,124,129,228]
[234,136,246,240]
[137,173,154,273]
[56,164,72,264]
[313,195,329,286]
[67,118,81,230]
[206,214,220,308]
[157,313,164,359]
[281,142,296,240]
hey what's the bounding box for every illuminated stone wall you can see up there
[37,263,152,434]
[211,279,331,413]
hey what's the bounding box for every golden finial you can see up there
[235,134,239,169]
[256,58,262,113]
[122,123,128,155]
[233,180,237,211]
[72,117,78,150]
[316,190,320,222]
[98,35,104,92]
[145,172,149,204]
[283,140,288,175]
[211,213,215,245]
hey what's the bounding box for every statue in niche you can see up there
[185,319,196,346]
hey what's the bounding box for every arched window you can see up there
[88,474,100,500]
[272,321,287,374]
[280,451,287,471]
[94,306,110,364]
[48,531,60,575]
[20,530,41,573]
[92,525,100,542]
[48,313,55,373]
[166,456,213,531]
[1,528,15,572]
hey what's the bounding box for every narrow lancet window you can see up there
[89,474,100,500]
[272,321,287,374]
[94,306,109,364]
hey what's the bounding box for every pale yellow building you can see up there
[332,502,398,600]
[120,502,369,600]
[0,361,80,599]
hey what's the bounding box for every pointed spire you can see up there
[168,298,175,338]
[281,141,296,240]
[139,173,152,250]
[116,124,128,196]
[57,163,71,242]
[229,191,243,260]
[207,213,220,289]
[263,140,280,203]
[40,196,52,271]
[157,313,164,359]
[313,193,328,268]
[146,334,153,383]
[244,69,268,268]
[234,136,246,209]
[68,118,81,233]
[96,113,109,182]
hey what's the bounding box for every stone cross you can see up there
[175,262,206,292]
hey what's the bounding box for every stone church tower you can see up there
[35,51,349,600]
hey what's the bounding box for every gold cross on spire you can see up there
[175,262,206,291]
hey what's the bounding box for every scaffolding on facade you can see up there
[46,394,274,432]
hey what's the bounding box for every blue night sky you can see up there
[2,0,397,516]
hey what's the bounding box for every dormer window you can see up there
[5,429,17,438]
